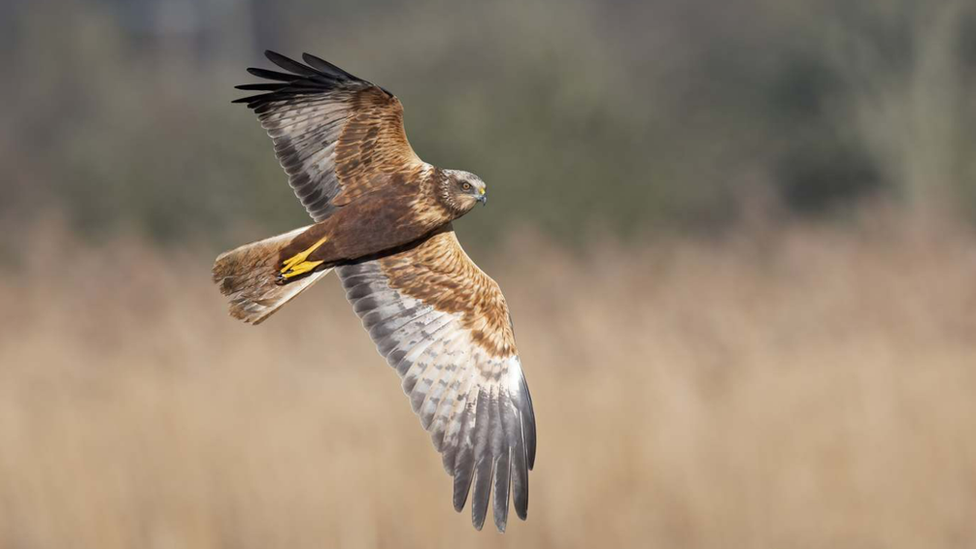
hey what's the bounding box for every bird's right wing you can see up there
[335,226,537,532]
[234,51,426,222]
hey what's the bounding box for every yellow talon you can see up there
[280,259,325,279]
[279,236,328,281]
[281,236,328,269]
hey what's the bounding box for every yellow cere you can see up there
[479,187,486,195]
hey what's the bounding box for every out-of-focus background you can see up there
[2,0,976,547]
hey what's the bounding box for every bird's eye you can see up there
[461,182,472,191]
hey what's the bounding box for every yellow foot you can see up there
[279,258,325,282]
[278,236,328,283]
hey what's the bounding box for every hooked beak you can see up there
[477,188,487,206]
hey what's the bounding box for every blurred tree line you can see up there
[2,0,975,248]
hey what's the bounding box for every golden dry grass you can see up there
[1,216,975,548]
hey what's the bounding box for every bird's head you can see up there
[438,169,488,217]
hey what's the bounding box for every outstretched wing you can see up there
[336,226,537,532]
[234,51,425,222]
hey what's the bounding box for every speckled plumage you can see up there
[213,51,536,532]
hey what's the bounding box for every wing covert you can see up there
[336,227,536,531]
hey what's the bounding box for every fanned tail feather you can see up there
[212,226,332,324]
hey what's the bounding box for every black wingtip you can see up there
[301,52,329,68]
[301,52,357,80]
[234,83,281,91]
[264,50,319,77]
[234,50,378,108]
[246,67,301,82]
[263,49,286,65]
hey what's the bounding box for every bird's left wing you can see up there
[336,226,537,532]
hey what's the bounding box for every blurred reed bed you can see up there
[1,214,975,548]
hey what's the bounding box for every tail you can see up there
[212,226,332,325]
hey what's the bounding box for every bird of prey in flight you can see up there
[213,51,536,532]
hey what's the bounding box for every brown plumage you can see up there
[213,51,535,532]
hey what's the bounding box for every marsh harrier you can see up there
[213,51,536,532]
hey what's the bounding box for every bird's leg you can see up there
[278,236,328,282]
